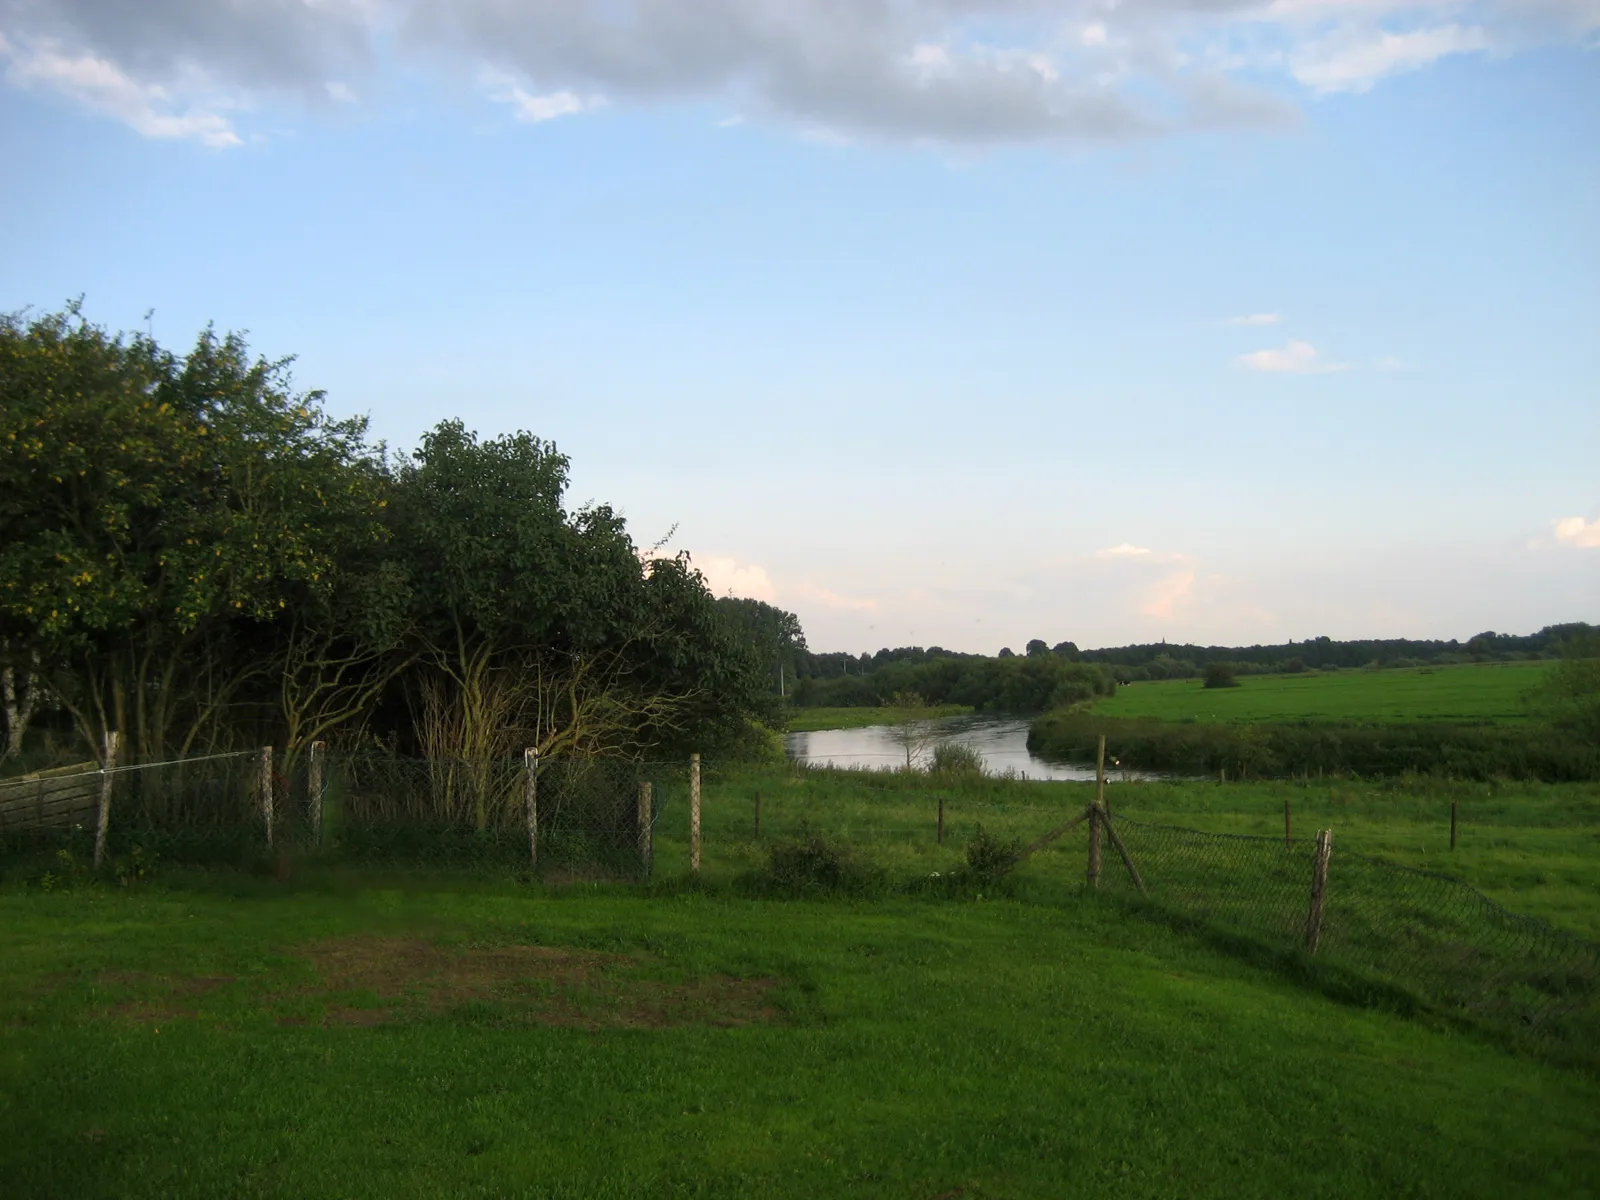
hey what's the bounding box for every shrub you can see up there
[930,741,984,777]
[763,827,883,896]
[1203,662,1239,689]
[964,824,1022,885]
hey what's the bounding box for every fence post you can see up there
[259,745,274,850]
[93,730,121,869]
[524,748,539,871]
[1284,798,1292,848]
[637,780,653,879]
[1305,829,1333,953]
[1449,801,1457,851]
[308,741,326,848]
[937,796,945,845]
[1087,734,1105,888]
[689,752,701,876]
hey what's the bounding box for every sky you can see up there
[1,1,1596,657]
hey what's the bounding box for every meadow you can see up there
[1093,661,1548,724]
[4,763,1598,1198]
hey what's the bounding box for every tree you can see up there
[887,691,939,770]
[1025,639,1049,657]
[1203,662,1239,689]
[0,304,384,761]
[715,597,807,696]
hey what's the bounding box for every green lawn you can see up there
[3,879,1598,1198]
[1095,662,1550,725]
[5,766,1597,1197]
[785,704,972,732]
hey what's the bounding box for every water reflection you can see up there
[784,714,1159,782]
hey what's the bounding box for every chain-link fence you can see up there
[1097,814,1600,1054]
[0,749,684,881]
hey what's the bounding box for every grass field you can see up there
[5,766,1597,1197]
[785,704,972,732]
[4,875,1598,1198]
[1094,662,1549,725]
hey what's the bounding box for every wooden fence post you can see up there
[1101,812,1147,896]
[1087,734,1105,888]
[1284,798,1292,848]
[524,748,539,871]
[308,741,326,848]
[93,731,120,869]
[937,796,945,845]
[1306,829,1333,953]
[637,780,653,879]
[259,745,274,850]
[689,752,701,876]
[1449,801,1458,851]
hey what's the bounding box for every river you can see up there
[784,713,1156,782]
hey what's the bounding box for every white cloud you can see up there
[3,2,1597,148]
[0,32,241,147]
[326,80,356,103]
[1294,25,1492,94]
[1550,516,1600,549]
[796,582,879,613]
[1097,543,1152,558]
[1229,313,1281,326]
[484,74,596,123]
[1237,340,1350,374]
[694,555,777,601]
[1141,569,1196,620]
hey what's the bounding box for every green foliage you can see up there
[0,307,773,764]
[759,826,883,896]
[962,823,1021,884]
[1203,662,1239,689]
[1529,655,1600,744]
[930,740,984,777]
[794,653,1116,714]
[1027,710,1600,782]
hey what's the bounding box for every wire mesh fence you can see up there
[0,749,683,881]
[1098,814,1600,1052]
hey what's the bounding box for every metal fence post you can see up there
[1306,829,1333,953]
[93,731,120,869]
[308,741,326,848]
[259,745,274,850]
[689,752,701,876]
[524,748,539,871]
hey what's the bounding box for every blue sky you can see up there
[1,1,1595,655]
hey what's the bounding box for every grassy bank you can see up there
[1026,710,1597,782]
[1096,661,1547,724]
[4,874,1599,1198]
[785,704,972,732]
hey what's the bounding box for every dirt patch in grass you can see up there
[94,937,782,1030]
[299,936,781,1029]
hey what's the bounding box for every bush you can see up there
[930,741,984,777]
[1203,662,1239,689]
[762,827,883,896]
[964,824,1021,885]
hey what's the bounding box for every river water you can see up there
[784,713,1156,782]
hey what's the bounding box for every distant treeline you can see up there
[788,624,1595,687]
[792,656,1117,714]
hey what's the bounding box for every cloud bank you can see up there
[2,1,1596,147]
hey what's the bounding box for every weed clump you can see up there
[930,741,984,777]
[758,826,885,897]
[963,824,1022,886]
